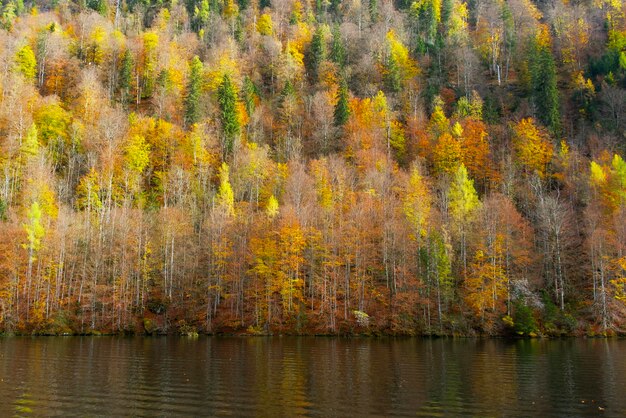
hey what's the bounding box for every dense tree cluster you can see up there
[0,0,625,336]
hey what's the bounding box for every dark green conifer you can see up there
[334,80,350,127]
[184,56,203,127]
[119,49,134,106]
[306,27,326,82]
[217,74,240,157]
[530,39,561,136]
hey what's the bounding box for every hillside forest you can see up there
[0,0,626,336]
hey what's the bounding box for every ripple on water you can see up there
[1,337,625,417]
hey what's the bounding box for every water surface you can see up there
[1,337,624,417]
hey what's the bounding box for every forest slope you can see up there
[0,0,625,336]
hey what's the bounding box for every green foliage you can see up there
[242,76,258,117]
[0,198,7,221]
[306,26,326,82]
[184,56,204,126]
[329,25,346,68]
[454,92,482,120]
[217,74,240,157]
[192,0,210,32]
[383,53,402,93]
[410,0,441,54]
[119,49,134,105]
[540,291,577,335]
[333,79,350,127]
[87,0,108,15]
[512,301,538,336]
[369,0,378,23]
[1,1,18,30]
[529,37,561,136]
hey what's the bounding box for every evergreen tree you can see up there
[334,80,350,127]
[384,53,402,93]
[119,49,134,105]
[217,74,240,157]
[530,30,561,136]
[369,0,378,23]
[410,0,440,55]
[184,56,203,126]
[242,76,258,117]
[330,25,346,68]
[306,27,326,82]
[0,197,6,221]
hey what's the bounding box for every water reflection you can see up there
[0,337,624,417]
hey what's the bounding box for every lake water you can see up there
[0,337,624,417]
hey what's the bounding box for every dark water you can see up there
[1,337,624,417]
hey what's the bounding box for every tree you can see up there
[383,31,419,91]
[465,247,508,327]
[22,201,45,314]
[329,25,346,68]
[141,32,159,99]
[530,26,561,136]
[513,118,554,178]
[384,53,402,93]
[334,80,350,127]
[257,13,273,36]
[403,165,431,241]
[20,124,40,159]
[15,45,37,81]
[449,164,480,275]
[306,26,326,82]
[184,56,203,127]
[410,0,441,54]
[118,49,134,105]
[217,162,235,216]
[217,74,241,158]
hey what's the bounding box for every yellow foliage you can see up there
[403,166,431,239]
[217,162,235,216]
[386,30,419,81]
[311,160,333,209]
[88,26,107,65]
[513,118,554,178]
[536,24,552,49]
[266,195,279,218]
[465,244,508,320]
[291,22,312,52]
[124,134,151,174]
[432,133,461,175]
[223,0,239,19]
[428,101,449,137]
[257,13,273,36]
[207,52,241,91]
[38,184,58,219]
[15,45,37,80]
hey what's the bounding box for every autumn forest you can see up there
[0,0,625,336]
